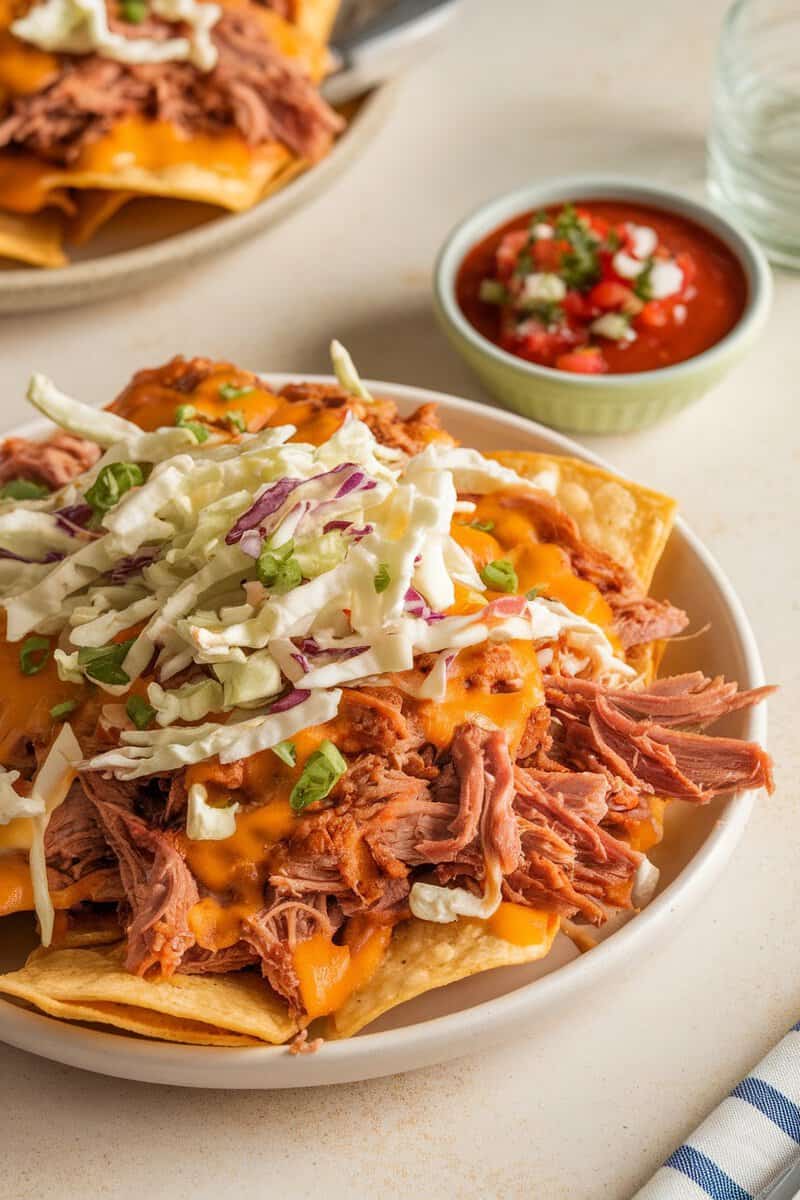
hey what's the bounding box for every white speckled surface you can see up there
[0,0,797,1195]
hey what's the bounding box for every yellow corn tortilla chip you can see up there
[0,207,65,267]
[0,944,298,1043]
[291,0,340,44]
[330,913,559,1039]
[1,989,260,1045]
[68,189,135,246]
[490,451,677,591]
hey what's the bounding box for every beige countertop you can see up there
[0,0,798,1196]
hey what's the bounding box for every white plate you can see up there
[0,377,768,1087]
[0,85,394,316]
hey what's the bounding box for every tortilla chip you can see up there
[0,208,65,267]
[69,189,135,246]
[0,944,298,1043]
[1,989,260,1045]
[490,451,677,591]
[330,913,559,1039]
[291,0,340,43]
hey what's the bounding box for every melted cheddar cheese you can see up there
[0,624,87,761]
[484,901,558,946]
[75,118,261,178]
[111,365,281,434]
[109,366,351,446]
[294,920,391,1019]
[0,854,111,916]
[412,640,543,754]
[453,499,616,632]
[181,726,332,950]
[0,851,32,915]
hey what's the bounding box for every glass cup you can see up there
[707,0,800,270]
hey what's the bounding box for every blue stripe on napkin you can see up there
[664,1146,751,1200]
[634,1022,800,1199]
[731,1078,800,1144]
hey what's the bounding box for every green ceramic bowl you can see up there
[433,177,772,434]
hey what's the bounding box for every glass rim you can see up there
[717,0,800,91]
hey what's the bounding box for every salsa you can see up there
[455,200,748,375]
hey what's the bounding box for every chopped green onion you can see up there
[520,299,563,327]
[480,559,518,594]
[175,404,209,444]
[219,383,255,402]
[633,259,655,300]
[290,739,347,813]
[478,280,508,306]
[224,411,246,434]
[0,479,49,501]
[272,740,297,767]
[467,519,495,533]
[85,462,143,518]
[77,638,134,686]
[373,563,391,593]
[551,203,601,291]
[605,228,621,252]
[126,695,155,730]
[526,586,540,601]
[257,540,302,593]
[553,203,582,238]
[530,209,551,232]
[120,0,147,21]
[514,249,533,277]
[50,699,78,721]
[19,635,50,676]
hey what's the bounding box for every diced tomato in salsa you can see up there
[456,200,748,376]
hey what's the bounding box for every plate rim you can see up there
[0,376,767,1086]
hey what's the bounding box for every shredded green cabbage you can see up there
[5,343,630,782]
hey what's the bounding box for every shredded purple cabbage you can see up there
[404,586,444,623]
[334,470,377,499]
[226,466,378,547]
[322,519,373,540]
[239,530,262,559]
[225,478,304,545]
[54,503,97,538]
[294,637,367,665]
[268,688,311,714]
[106,547,159,583]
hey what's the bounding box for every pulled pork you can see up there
[545,673,775,801]
[0,432,100,490]
[488,490,689,649]
[0,8,343,166]
[275,380,455,456]
[68,665,774,1000]
[82,774,198,976]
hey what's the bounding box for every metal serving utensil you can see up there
[323,0,464,104]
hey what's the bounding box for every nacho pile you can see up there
[0,0,342,266]
[0,343,774,1047]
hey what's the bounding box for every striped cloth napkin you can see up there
[635,1022,800,1200]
